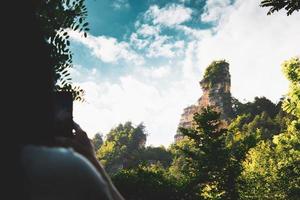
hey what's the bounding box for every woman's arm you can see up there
[55,122,125,200]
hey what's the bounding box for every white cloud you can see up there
[151,66,171,78]
[69,31,144,65]
[130,24,185,58]
[137,24,160,37]
[73,0,300,147]
[135,65,171,79]
[130,33,150,49]
[145,4,193,26]
[196,0,300,102]
[176,24,212,39]
[182,42,201,80]
[73,75,198,146]
[70,65,102,82]
[112,0,130,10]
[147,36,185,58]
[201,0,232,22]
[73,62,200,147]
[129,4,193,58]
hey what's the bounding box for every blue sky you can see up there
[70,0,300,147]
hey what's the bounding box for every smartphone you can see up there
[53,91,73,137]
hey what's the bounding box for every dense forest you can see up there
[92,57,300,200]
[37,0,299,199]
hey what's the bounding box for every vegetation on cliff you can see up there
[93,57,300,200]
[238,57,300,199]
[202,60,230,88]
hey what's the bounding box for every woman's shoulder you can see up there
[21,144,104,181]
[22,145,80,165]
[21,145,111,200]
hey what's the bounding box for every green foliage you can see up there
[225,109,290,199]
[112,165,180,200]
[36,0,89,101]
[202,60,229,88]
[229,97,292,151]
[238,131,300,199]
[138,146,172,168]
[201,181,226,200]
[260,0,300,15]
[168,136,199,183]
[174,107,232,199]
[94,58,300,200]
[226,114,261,161]
[229,95,289,177]
[238,57,300,200]
[282,57,300,119]
[232,97,280,118]
[97,122,147,174]
[92,133,103,151]
[227,111,281,146]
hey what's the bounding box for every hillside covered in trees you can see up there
[93,58,300,200]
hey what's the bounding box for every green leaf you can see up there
[74,25,79,31]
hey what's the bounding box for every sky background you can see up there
[70,0,300,147]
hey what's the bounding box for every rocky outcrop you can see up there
[175,60,233,141]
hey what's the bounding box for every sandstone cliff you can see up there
[175,60,233,141]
